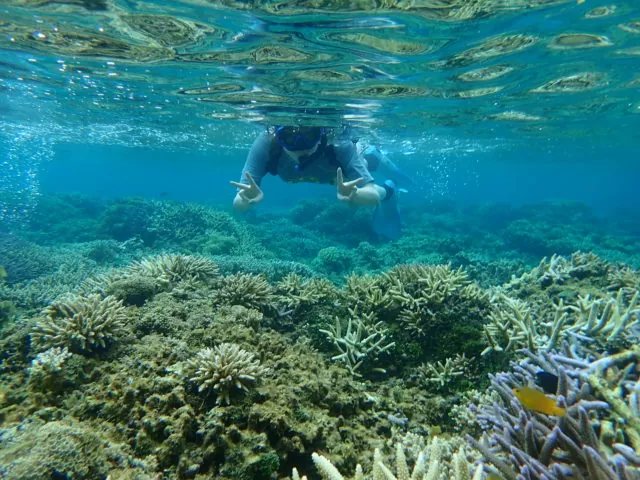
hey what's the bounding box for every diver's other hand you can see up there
[336,167,364,204]
[231,173,264,211]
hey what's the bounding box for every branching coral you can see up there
[213,272,273,311]
[292,437,482,480]
[482,289,639,356]
[127,254,219,287]
[381,264,486,337]
[384,263,471,307]
[414,354,470,391]
[319,311,395,375]
[274,273,337,313]
[567,289,639,345]
[182,343,269,405]
[343,273,392,317]
[468,345,640,480]
[481,293,568,355]
[30,294,128,352]
[607,265,640,291]
[82,254,220,301]
[509,251,608,288]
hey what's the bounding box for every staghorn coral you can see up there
[80,254,220,303]
[274,273,338,313]
[567,289,640,345]
[381,264,487,339]
[27,346,73,392]
[468,344,640,480]
[292,437,482,480]
[481,293,566,355]
[413,354,470,391]
[213,272,273,311]
[127,254,219,287]
[343,273,391,318]
[607,265,640,291]
[319,311,395,376]
[507,251,608,288]
[30,294,129,352]
[383,263,471,307]
[212,254,317,281]
[482,288,639,356]
[29,346,72,375]
[180,343,269,405]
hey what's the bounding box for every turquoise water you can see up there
[2,2,640,479]
[1,0,639,225]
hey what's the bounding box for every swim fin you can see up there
[372,181,402,240]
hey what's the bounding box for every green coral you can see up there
[315,246,354,274]
[0,300,16,324]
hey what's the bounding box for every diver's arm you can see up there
[336,168,385,207]
[232,173,263,211]
[230,133,270,211]
[335,140,381,207]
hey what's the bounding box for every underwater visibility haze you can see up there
[1,0,640,479]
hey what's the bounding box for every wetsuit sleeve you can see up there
[239,132,272,187]
[334,141,374,186]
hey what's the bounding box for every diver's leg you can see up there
[363,146,415,189]
[372,180,402,240]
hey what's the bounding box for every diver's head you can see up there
[275,126,324,159]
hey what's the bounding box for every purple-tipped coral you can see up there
[468,344,640,480]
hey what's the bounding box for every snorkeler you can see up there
[230,126,412,239]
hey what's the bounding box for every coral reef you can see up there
[1,191,639,480]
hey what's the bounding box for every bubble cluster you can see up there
[0,127,52,229]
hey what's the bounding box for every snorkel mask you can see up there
[275,126,325,151]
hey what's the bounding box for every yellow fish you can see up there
[577,0,585,4]
[513,386,566,416]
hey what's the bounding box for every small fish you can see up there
[535,370,559,394]
[577,0,585,4]
[513,386,566,416]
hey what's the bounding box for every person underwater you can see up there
[230,126,414,240]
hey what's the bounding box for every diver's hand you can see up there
[230,173,264,210]
[336,167,364,204]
